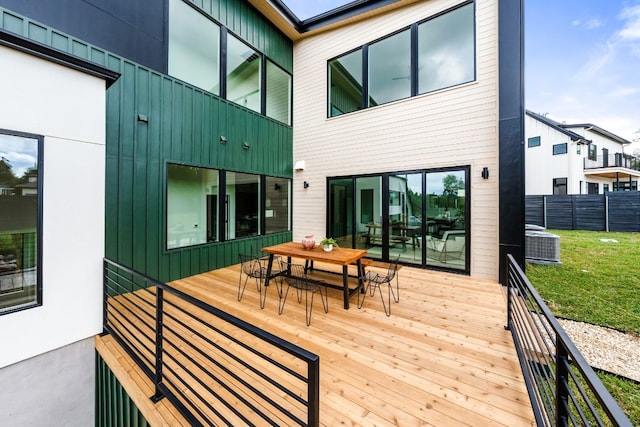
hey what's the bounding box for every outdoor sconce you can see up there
[482,167,489,180]
[220,136,227,144]
[274,183,281,191]
[294,160,305,171]
[303,181,309,189]
[242,141,250,150]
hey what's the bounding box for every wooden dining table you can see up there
[261,242,368,309]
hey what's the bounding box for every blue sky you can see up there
[283,0,640,151]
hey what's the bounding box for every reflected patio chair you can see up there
[427,230,465,263]
[278,260,328,326]
[357,255,400,316]
[238,253,275,309]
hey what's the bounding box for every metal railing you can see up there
[103,258,320,426]
[505,255,632,426]
[584,153,640,171]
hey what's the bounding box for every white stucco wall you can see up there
[0,45,106,366]
[292,0,500,279]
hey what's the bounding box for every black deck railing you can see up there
[103,258,320,427]
[584,153,640,171]
[506,255,632,426]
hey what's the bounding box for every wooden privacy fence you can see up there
[526,193,640,232]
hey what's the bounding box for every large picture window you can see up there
[167,0,292,125]
[0,131,41,314]
[167,164,291,249]
[328,2,475,117]
[226,34,262,113]
[168,0,220,94]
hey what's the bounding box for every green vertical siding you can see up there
[1,4,294,282]
[96,352,149,427]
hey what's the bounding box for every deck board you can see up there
[96,263,535,426]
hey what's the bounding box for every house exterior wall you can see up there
[0,43,108,425]
[292,0,500,279]
[525,115,631,195]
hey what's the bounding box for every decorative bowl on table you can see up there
[301,235,315,249]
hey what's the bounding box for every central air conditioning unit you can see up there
[525,230,561,265]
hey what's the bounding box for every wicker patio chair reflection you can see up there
[357,255,400,316]
[238,253,275,309]
[278,260,328,326]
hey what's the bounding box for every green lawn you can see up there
[525,229,640,334]
[525,229,640,425]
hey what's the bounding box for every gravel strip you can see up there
[558,318,640,383]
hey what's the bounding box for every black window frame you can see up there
[0,128,43,316]
[327,0,476,118]
[527,136,541,147]
[552,143,567,155]
[553,177,567,195]
[588,144,597,161]
[168,0,293,126]
[164,162,291,251]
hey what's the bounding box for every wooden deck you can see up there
[96,261,535,426]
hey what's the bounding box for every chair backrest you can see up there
[385,255,400,281]
[239,253,260,275]
[279,260,306,284]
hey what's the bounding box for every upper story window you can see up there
[588,144,597,161]
[528,136,541,147]
[0,130,42,315]
[168,0,220,95]
[168,0,291,125]
[328,2,475,117]
[552,143,567,155]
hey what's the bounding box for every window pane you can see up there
[227,34,261,113]
[418,3,475,94]
[328,50,363,116]
[167,164,218,249]
[265,177,291,233]
[0,133,39,313]
[266,60,292,125]
[553,178,567,195]
[355,176,381,259]
[368,29,411,106]
[552,143,567,155]
[227,172,260,238]
[168,0,220,94]
[389,173,423,265]
[528,136,541,147]
[425,170,466,270]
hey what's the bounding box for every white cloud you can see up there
[584,18,602,29]
[611,86,639,97]
[617,5,640,41]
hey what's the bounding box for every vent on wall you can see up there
[525,229,561,265]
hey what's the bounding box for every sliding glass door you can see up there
[327,167,469,273]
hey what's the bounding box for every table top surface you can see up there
[262,241,367,266]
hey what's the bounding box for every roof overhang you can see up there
[564,124,632,146]
[583,168,640,180]
[248,0,421,41]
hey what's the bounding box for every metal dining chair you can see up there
[357,255,400,316]
[278,260,328,326]
[238,253,274,309]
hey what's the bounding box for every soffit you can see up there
[248,0,422,41]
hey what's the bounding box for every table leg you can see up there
[264,254,274,288]
[343,265,349,309]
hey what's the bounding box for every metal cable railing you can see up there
[506,255,632,426]
[103,258,320,426]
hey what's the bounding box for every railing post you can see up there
[504,257,512,331]
[152,286,165,402]
[102,260,108,335]
[308,358,320,427]
[556,337,569,426]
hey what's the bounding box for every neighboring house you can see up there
[525,110,638,195]
[0,0,524,425]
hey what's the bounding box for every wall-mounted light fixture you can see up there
[242,141,250,150]
[481,167,489,180]
[294,160,305,171]
[220,136,227,144]
[274,183,281,191]
[137,114,148,123]
[303,181,309,189]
